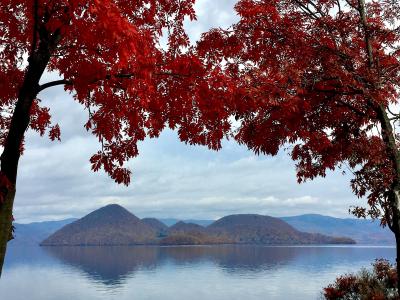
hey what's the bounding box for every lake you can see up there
[0,245,395,299]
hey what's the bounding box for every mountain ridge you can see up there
[281,214,394,245]
[12,210,392,246]
[41,204,157,246]
[207,214,354,245]
[40,205,355,246]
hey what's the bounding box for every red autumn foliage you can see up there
[196,0,400,290]
[197,0,400,229]
[0,0,232,186]
[0,0,235,272]
[323,259,398,299]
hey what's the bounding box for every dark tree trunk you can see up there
[395,232,400,294]
[0,188,15,277]
[0,35,54,276]
[389,187,400,294]
[377,106,400,294]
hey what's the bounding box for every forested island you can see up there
[40,204,355,246]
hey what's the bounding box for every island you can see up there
[40,204,356,246]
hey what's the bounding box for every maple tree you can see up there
[197,0,400,291]
[0,0,232,276]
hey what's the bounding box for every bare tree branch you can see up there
[38,79,72,92]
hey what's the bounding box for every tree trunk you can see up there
[0,188,15,277]
[358,1,400,293]
[395,231,400,294]
[0,33,55,276]
[357,0,400,292]
[389,187,400,294]
[377,107,400,294]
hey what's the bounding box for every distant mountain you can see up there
[161,215,355,245]
[10,219,77,246]
[207,214,355,245]
[160,221,230,245]
[168,221,207,234]
[15,205,389,246]
[159,234,211,246]
[12,217,212,246]
[281,214,394,245]
[160,215,393,245]
[159,218,213,227]
[39,206,355,246]
[41,204,157,246]
[141,218,168,237]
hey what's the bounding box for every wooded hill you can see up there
[40,204,355,246]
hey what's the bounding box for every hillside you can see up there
[13,213,390,247]
[37,206,357,246]
[281,214,394,245]
[168,221,207,234]
[207,214,355,245]
[159,218,214,227]
[141,218,168,237]
[161,221,230,245]
[10,219,77,246]
[160,215,393,245]
[161,215,354,245]
[41,204,157,246]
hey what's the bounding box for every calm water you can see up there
[0,245,395,300]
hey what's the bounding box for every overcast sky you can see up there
[14,0,366,223]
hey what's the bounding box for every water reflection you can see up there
[43,245,299,285]
[43,245,396,286]
[4,245,58,268]
[2,245,396,300]
[44,246,160,286]
[160,246,299,272]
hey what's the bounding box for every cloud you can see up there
[184,0,239,42]
[15,111,362,222]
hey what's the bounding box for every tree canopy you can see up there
[197,0,400,224]
[0,0,232,186]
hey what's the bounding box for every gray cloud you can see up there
[184,0,239,42]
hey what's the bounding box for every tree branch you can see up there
[30,0,39,58]
[335,98,366,117]
[38,71,194,93]
[357,0,374,68]
[38,79,72,92]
